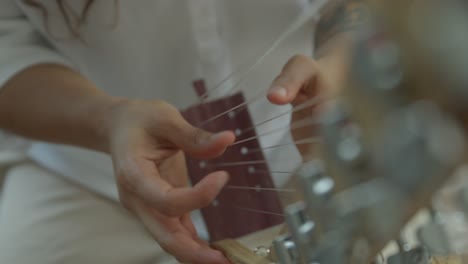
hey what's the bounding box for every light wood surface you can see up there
[215,236,464,264]
[212,239,270,264]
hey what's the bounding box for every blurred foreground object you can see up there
[218,0,468,263]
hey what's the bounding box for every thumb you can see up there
[268,54,318,105]
[166,116,235,159]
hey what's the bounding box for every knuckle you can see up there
[159,205,179,217]
[158,241,175,256]
[191,128,209,146]
[116,172,139,193]
[152,100,181,123]
[157,196,183,217]
[159,110,190,138]
[116,190,138,214]
[273,74,302,90]
[291,53,308,61]
[286,54,316,69]
[288,76,306,86]
[152,99,173,110]
[118,194,133,211]
[197,190,215,207]
[116,173,149,205]
[288,54,308,65]
[158,239,187,262]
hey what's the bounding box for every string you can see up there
[271,171,296,174]
[239,95,324,136]
[197,90,264,127]
[197,80,322,128]
[214,158,299,168]
[191,0,337,217]
[214,160,268,167]
[225,185,297,193]
[196,0,329,102]
[199,90,327,134]
[197,60,252,103]
[212,159,302,168]
[230,117,321,147]
[230,205,285,217]
[249,137,322,153]
[196,0,330,127]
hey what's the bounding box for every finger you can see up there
[133,167,229,217]
[156,171,229,216]
[180,213,212,247]
[268,54,318,105]
[161,231,230,264]
[132,199,230,264]
[181,213,198,238]
[159,152,189,188]
[165,116,235,159]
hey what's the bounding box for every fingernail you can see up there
[199,132,223,145]
[210,132,224,143]
[216,171,229,187]
[269,86,288,98]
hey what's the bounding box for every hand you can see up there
[106,99,235,264]
[267,53,349,156]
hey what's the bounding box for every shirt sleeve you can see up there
[0,0,73,89]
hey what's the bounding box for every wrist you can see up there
[91,94,131,153]
[315,32,354,59]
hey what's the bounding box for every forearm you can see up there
[314,0,370,58]
[0,64,121,153]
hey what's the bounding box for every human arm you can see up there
[267,0,371,155]
[0,2,233,263]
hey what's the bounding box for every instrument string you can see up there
[225,185,297,193]
[212,157,301,168]
[195,0,331,128]
[230,205,285,217]
[197,90,264,127]
[270,171,296,174]
[213,161,300,175]
[213,155,303,167]
[230,117,321,147]
[248,137,321,153]
[197,81,325,129]
[197,59,253,103]
[193,1,336,216]
[200,133,319,173]
[214,160,268,167]
[255,170,295,174]
[237,95,324,137]
[196,0,329,103]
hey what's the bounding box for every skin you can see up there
[0,1,367,263]
[268,0,368,156]
[0,64,235,264]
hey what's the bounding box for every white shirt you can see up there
[0,0,311,237]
